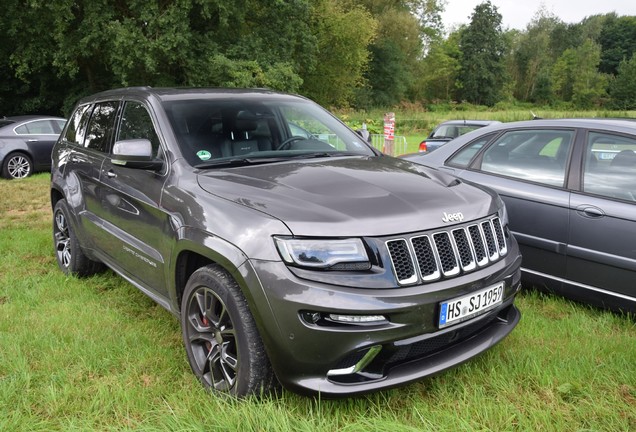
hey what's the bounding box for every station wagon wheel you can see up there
[52,200,104,277]
[181,265,276,397]
[2,152,32,179]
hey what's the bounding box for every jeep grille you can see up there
[386,216,507,286]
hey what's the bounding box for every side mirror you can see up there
[356,128,371,143]
[112,139,163,170]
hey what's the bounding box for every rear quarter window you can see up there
[447,133,496,168]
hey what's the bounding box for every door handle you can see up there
[105,170,117,179]
[27,139,38,142]
[575,205,605,218]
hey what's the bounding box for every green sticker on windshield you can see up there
[197,150,212,161]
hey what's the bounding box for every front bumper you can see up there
[241,244,522,397]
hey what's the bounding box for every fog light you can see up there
[328,314,386,323]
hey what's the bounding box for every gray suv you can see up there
[51,87,522,397]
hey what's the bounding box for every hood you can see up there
[197,156,499,237]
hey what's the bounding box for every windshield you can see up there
[162,97,375,167]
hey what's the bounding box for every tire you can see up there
[53,199,104,276]
[181,264,276,397]
[2,152,33,179]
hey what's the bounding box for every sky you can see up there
[442,0,636,30]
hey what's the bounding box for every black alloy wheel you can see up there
[181,265,276,397]
[52,200,104,276]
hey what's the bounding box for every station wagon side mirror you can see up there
[112,139,163,171]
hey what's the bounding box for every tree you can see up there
[415,30,461,101]
[351,0,444,106]
[300,0,377,107]
[0,0,317,115]
[510,8,561,102]
[608,54,636,109]
[599,14,636,75]
[457,1,506,106]
[552,41,608,108]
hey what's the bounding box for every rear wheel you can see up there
[181,264,276,397]
[53,200,104,276]
[2,152,32,179]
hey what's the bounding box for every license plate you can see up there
[438,282,504,328]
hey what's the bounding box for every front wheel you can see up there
[2,152,32,179]
[181,265,276,397]
[53,200,104,276]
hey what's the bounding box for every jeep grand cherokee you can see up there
[50,87,522,397]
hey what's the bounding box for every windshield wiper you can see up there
[195,157,287,169]
[195,152,365,169]
[288,151,362,160]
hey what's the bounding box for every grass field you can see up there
[1,173,635,431]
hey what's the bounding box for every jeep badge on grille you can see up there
[442,212,464,223]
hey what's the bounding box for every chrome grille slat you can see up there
[433,232,460,276]
[387,215,508,285]
[386,239,418,285]
[481,220,499,261]
[452,228,477,272]
[492,217,507,256]
[410,236,440,281]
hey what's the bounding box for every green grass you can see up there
[1,174,635,431]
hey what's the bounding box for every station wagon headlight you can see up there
[274,237,370,270]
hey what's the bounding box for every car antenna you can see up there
[531,111,542,120]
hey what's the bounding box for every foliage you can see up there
[599,14,636,75]
[415,30,462,102]
[300,0,377,107]
[608,54,636,109]
[552,41,609,108]
[457,1,507,106]
[510,9,560,102]
[0,1,635,115]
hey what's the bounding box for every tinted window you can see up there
[479,129,574,187]
[447,133,496,168]
[64,104,93,146]
[583,132,636,202]
[85,102,119,152]
[53,120,66,133]
[117,102,161,157]
[432,125,482,139]
[15,120,58,135]
[163,98,374,166]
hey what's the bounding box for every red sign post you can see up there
[383,112,395,155]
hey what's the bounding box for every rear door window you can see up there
[478,129,574,187]
[84,102,119,153]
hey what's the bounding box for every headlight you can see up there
[274,237,370,270]
[497,197,509,226]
